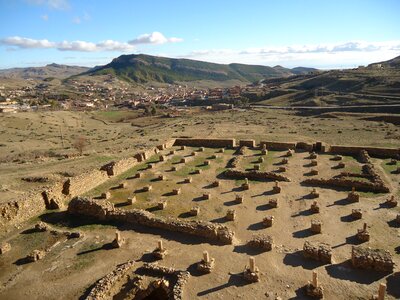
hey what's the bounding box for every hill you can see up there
[256,55,400,107]
[82,54,316,84]
[0,63,89,80]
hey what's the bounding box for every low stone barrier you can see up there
[260,141,296,151]
[302,177,389,193]
[100,157,138,176]
[223,169,290,182]
[239,140,255,148]
[141,263,190,300]
[68,197,234,244]
[330,145,400,159]
[351,246,394,272]
[173,138,236,148]
[303,241,332,263]
[85,260,135,300]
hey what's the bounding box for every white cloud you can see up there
[41,14,49,21]
[26,0,70,10]
[0,32,182,53]
[181,41,400,68]
[0,36,55,49]
[129,32,183,45]
[0,36,135,52]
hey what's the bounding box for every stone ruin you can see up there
[310,220,322,234]
[310,201,320,213]
[385,195,398,207]
[371,283,387,300]
[303,241,332,263]
[309,188,319,198]
[111,231,124,248]
[356,223,370,242]
[26,249,46,262]
[305,271,324,299]
[268,198,278,208]
[85,260,136,300]
[247,234,273,251]
[226,209,236,221]
[139,263,190,300]
[241,178,250,190]
[273,181,281,194]
[189,206,200,216]
[348,187,360,202]
[351,246,394,272]
[196,250,215,273]
[351,208,363,219]
[68,197,235,244]
[153,240,168,259]
[243,257,260,282]
[223,170,290,182]
[262,215,274,227]
[0,242,11,255]
[235,194,243,204]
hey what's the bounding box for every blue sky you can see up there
[0,0,399,69]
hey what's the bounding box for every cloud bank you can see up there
[0,32,183,52]
[181,41,400,68]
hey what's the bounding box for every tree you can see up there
[73,136,87,156]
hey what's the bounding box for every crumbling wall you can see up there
[64,169,110,197]
[223,169,291,182]
[68,197,235,244]
[141,263,190,300]
[0,191,46,228]
[85,260,135,300]
[351,246,394,272]
[260,141,296,151]
[330,145,399,159]
[302,177,389,193]
[100,157,138,176]
[173,138,236,148]
[239,140,255,148]
[303,241,332,263]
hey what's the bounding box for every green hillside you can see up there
[83,54,312,84]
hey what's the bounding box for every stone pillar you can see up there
[203,251,210,263]
[115,231,121,242]
[158,240,163,251]
[312,271,318,287]
[378,283,386,300]
[363,222,367,232]
[249,257,256,273]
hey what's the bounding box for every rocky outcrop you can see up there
[223,169,290,182]
[85,260,135,300]
[68,197,234,244]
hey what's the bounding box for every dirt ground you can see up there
[0,141,399,299]
[0,108,399,203]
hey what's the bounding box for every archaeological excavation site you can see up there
[1,137,399,299]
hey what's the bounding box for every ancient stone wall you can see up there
[330,145,399,159]
[173,138,236,148]
[351,246,394,272]
[141,263,190,300]
[302,177,389,193]
[260,141,297,151]
[100,157,138,176]
[64,169,110,197]
[85,260,135,300]
[239,140,256,148]
[68,197,235,244]
[223,169,291,182]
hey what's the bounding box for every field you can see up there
[0,107,399,299]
